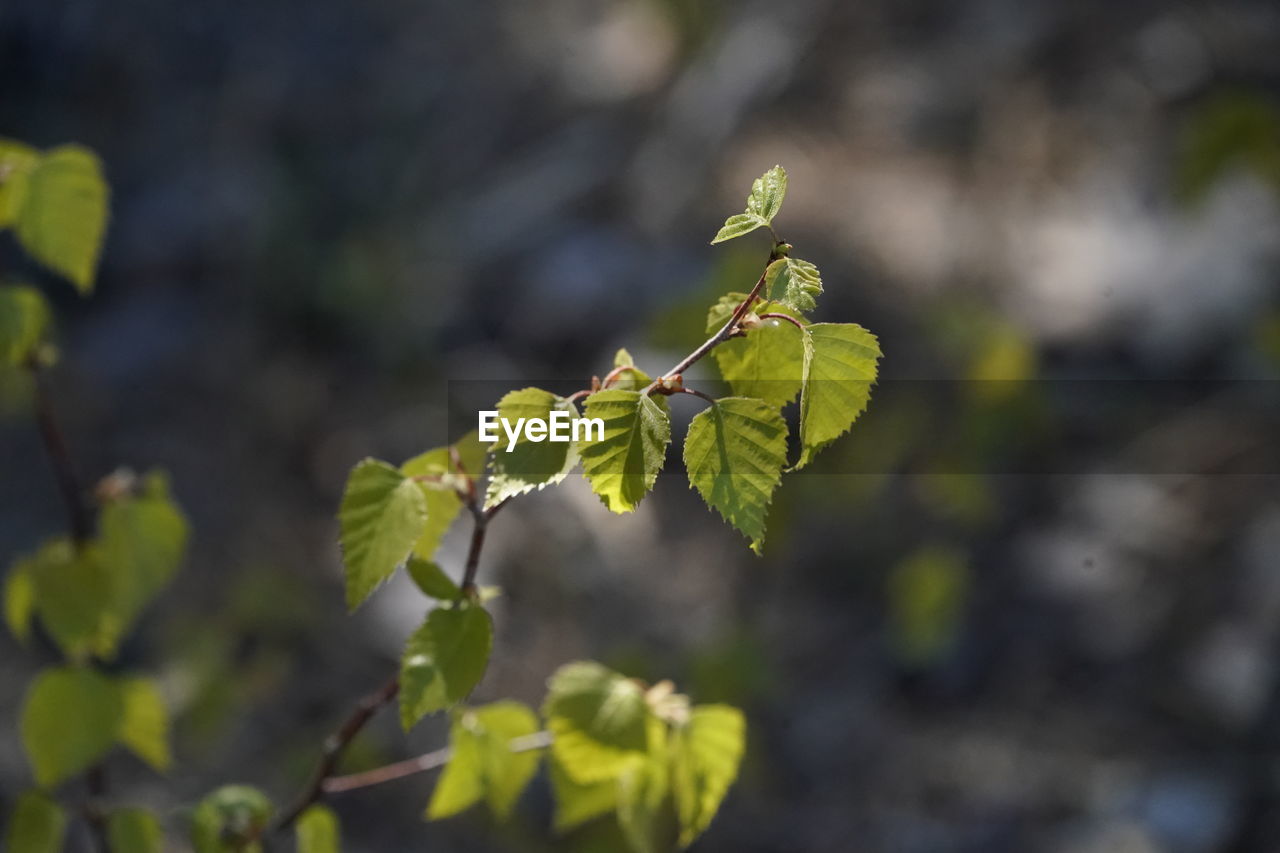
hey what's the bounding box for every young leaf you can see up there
[4,559,35,643]
[406,557,461,601]
[117,677,171,772]
[107,808,163,853]
[0,139,39,226]
[796,323,881,469]
[671,705,746,847]
[707,293,807,408]
[14,145,109,294]
[485,387,581,508]
[96,472,189,650]
[339,459,428,610]
[427,701,542,821]
[549,755,618,833]
[710,166,787,244]
[683,397,788,554]
[617,756,675,853]
[4,791,66,853]
[27,538,114,661]
[543,662,650,784]
[295,804,341,853]
[400,603,493,729]
[764,256,823,314]
[579,390,671,514]
[190,786,272,853]
[21,666,124,787]
[402,449,465,562]
[0,284,52,366]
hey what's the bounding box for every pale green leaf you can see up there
[27,538,113,661]
[21,666,124,788]
[485,387,581,508]
[401,448,464,563]
[4,559,35,644]
[707,293,807,408]
[117,677,171,772]
[339,459,428,610]
[578,390,670,514]
[710,166,788,244]
[550,756,618,833]
[764,256,823,314]
[406,557,461,601]
[4,791,66,853]
[190,786,272,853]
[295,804,340,853]
[617,756,675,853]
[796,323,881,469]
[0,139,39,227]
[544,662,650,784]
[400,603,493,729]
[0,285,52,366]
[671,705,745,847]
[14,145,109,294]
[107,808,163,853]
[428,701,543,821]
[683,397,787,554]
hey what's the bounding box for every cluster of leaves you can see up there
[1,136,187,853]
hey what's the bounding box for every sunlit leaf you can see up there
[617,755,675,853]
[4,558,36,644]
[671,705,745,847]
[400,603,493,729]
[796,323,881,469]
[295,804,340,853]
[710,166,787,244]
[0,138,39,226]
[544,662,650,784]
[27,538,114,661]
[764,256,822,314]
[707,293,807,408]
[117,677,171,772]
[579,390,670,513]
[683,397,787,554]
[339,459,428,610]
[550,755,617,833]
[406,557,461,601]
[485,387,581,508]
[14,145,109,294]
[21,667,124,788]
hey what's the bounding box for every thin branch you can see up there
[673,387,717,405]
[30,364,92,546]
[758,311,806,331]
[323,731,552,794]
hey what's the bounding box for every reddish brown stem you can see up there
[758,311,805,331]
[323,731,551,794]
[31,364,92,546]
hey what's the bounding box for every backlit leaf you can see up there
[0,139,39,226]
[21,666,124,788]
[683,397,787,554]
[617,756,675,853]
[544,662,649,784]
[707,293,807,408]
[118,677,171,772]
[427,701,542,821]
[400,603,493,729]
[190,786,272,853]
[578,390,670,514]
[671,705,745,847]
[710,166,787,244]
[27,538,113,661]
[14,145,109,294]
[796,323,881,469]
[764,256,822,314]
[550,756,618,833]
[339,459,428,610]
[485,387,581,508]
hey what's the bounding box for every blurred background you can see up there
[2,1,1280,851]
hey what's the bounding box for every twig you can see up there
[30,364,92,546]
[758,311,805,331]
[323,731,552,794]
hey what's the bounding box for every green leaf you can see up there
[295,804,340,853]
[27,538,114,661]
[683,397,788,554]
[107,808,163,853]
[709,166,787,244]
[339,459,428,610]
[550,756,618,833]
[21,666,124,787]
[671,705,745,847]
[0,139,39,226]
[796,323,881,469]
[427,701,542,821]
[544,662,650,784]
[617,756,674,853]
[406,557,461,601]
[578,390,671,514]
[4,558,36,643]
[96,472,189,650]
[400,603,493,729]
[0,284,52,366]
[401,449,465,562]
[190,786,272,853]
[4,791,67,853]
[485,387,581,508]
[764,256,823,314]
[707,293,807,408]
[117,677,171,772]
[14,145,109,294]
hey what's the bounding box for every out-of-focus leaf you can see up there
[887,546,970,667]
[544,662,650,784]
[295,804,340,853]
[796,323,881,469]
[13,145,109,294]
[4,558,36,643]
[190,786,272,853]
[427,701,543,821]
[399,603,493,729]
[671,705,745,847]
[27,538,113,660]
[107,808,163,853]
[4,791,66,853]
[21,666,124,788]
[550,755,618,833]
[117,677,171,772]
